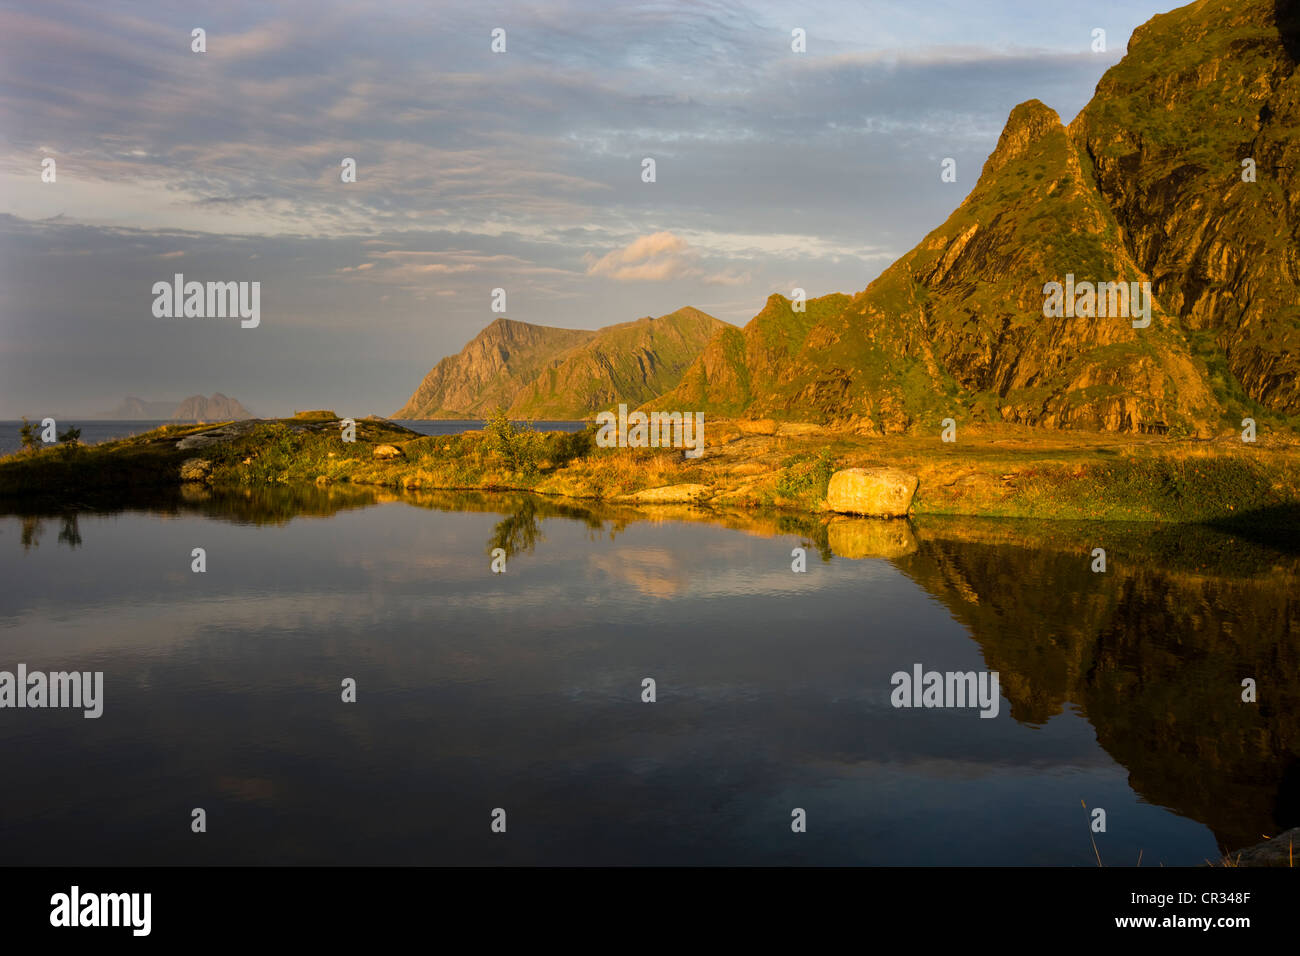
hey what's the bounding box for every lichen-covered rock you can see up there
[178,458,212,482]
[373,444,404,460]
[825,467,918,516]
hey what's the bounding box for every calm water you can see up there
[0,420,584,457]
[0,486,1296,865]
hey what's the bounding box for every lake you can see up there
[1,485,1295,865]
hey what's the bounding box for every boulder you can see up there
[1224,827,1300,866]
[178,458,212,482]
[372,444,404,460]
[826,467,918,516]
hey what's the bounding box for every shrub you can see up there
[545,426,596,468]
[18,417,37,451]
[776,448,836,501]
[484,407,540,476]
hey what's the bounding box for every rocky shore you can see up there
[2,414,1298,530]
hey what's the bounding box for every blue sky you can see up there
[0,0,1185,417]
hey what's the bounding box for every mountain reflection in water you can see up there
[0,484,1294,865]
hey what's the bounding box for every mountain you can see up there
[650,0,1298,435]
[97,396,178,419]
[90,394,254,421]
[650,293,852,417]
[396,309,724,419]
[395,319,597,419]
[170,393,253,421]
[507,307,726,418]
[1070,0,1300,416]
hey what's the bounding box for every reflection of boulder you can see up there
[178,483,212,505]
[826,468,918,516]
[827,517,917,558]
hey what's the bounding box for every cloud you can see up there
[585,231,745,284]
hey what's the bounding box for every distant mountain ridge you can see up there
[92,393,254,421]
[396,309,725,419]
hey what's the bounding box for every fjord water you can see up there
[1,487,1295,866]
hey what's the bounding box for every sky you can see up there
[0,0,1185,419]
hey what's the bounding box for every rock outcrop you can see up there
[1226,827,1300,866]
[1071,0,1300,416]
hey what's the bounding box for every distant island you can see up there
[89,393,254,422]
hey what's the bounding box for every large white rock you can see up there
[825,467,918,517]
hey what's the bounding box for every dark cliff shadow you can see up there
[1208,502,1300,554]
[1277,0,1300,64]
[894,518,1300,856]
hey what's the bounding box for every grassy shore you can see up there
[2,414,1298,527]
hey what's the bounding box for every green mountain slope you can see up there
[648,0,1300,435]
[646,292,851,416]
[507,307,725,418]
[776,98,1221,434]
[395,319,597,419]
[396,310,724,420]
[1070,0,1300,419]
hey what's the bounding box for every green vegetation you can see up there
[2,415,1298,528]
[483,407,541,477]
[397,309,723,421]
[774,448,836,505]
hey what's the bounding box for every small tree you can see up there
[56,426,82,458]
[18,417,37,451]
[484,407,539,476]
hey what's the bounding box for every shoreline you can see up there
[2,415,1298,530]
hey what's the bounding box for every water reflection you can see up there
[0,487,1296,863]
